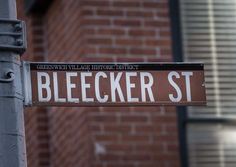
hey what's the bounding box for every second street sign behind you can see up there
[23,62,206,106]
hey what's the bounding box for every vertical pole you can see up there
[0,0,27,167]
[169,0,189,167]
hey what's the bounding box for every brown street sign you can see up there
[22,62,206,106]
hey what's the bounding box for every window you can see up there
[178,0,236,166]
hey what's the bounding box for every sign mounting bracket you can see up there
[0,19,27,55]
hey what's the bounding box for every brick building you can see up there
[16,0,236,167]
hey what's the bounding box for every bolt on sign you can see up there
[22,62,206,106]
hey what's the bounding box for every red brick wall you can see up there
[78,0,172,61]
[17,0,180,167]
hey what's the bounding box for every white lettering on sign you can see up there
[110,72,125,102]
[35,70,195,104]
[95,72,108,103]
[37,72,51,102]
[140,72,154,102]
[182,72,193,102]
[81,72,94,102]
[168,71,182,102]
[66,72,79,103]
[53,72,66,102]
[126,72,139,102]
[168,71,193,102]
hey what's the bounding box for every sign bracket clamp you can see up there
[0,19,27,55]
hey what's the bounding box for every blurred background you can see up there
[17,0,236,167]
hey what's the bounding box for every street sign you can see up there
[22,62,206,106]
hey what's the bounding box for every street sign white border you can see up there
[22,61,32,106]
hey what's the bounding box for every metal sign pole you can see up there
[0,0,27,167]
